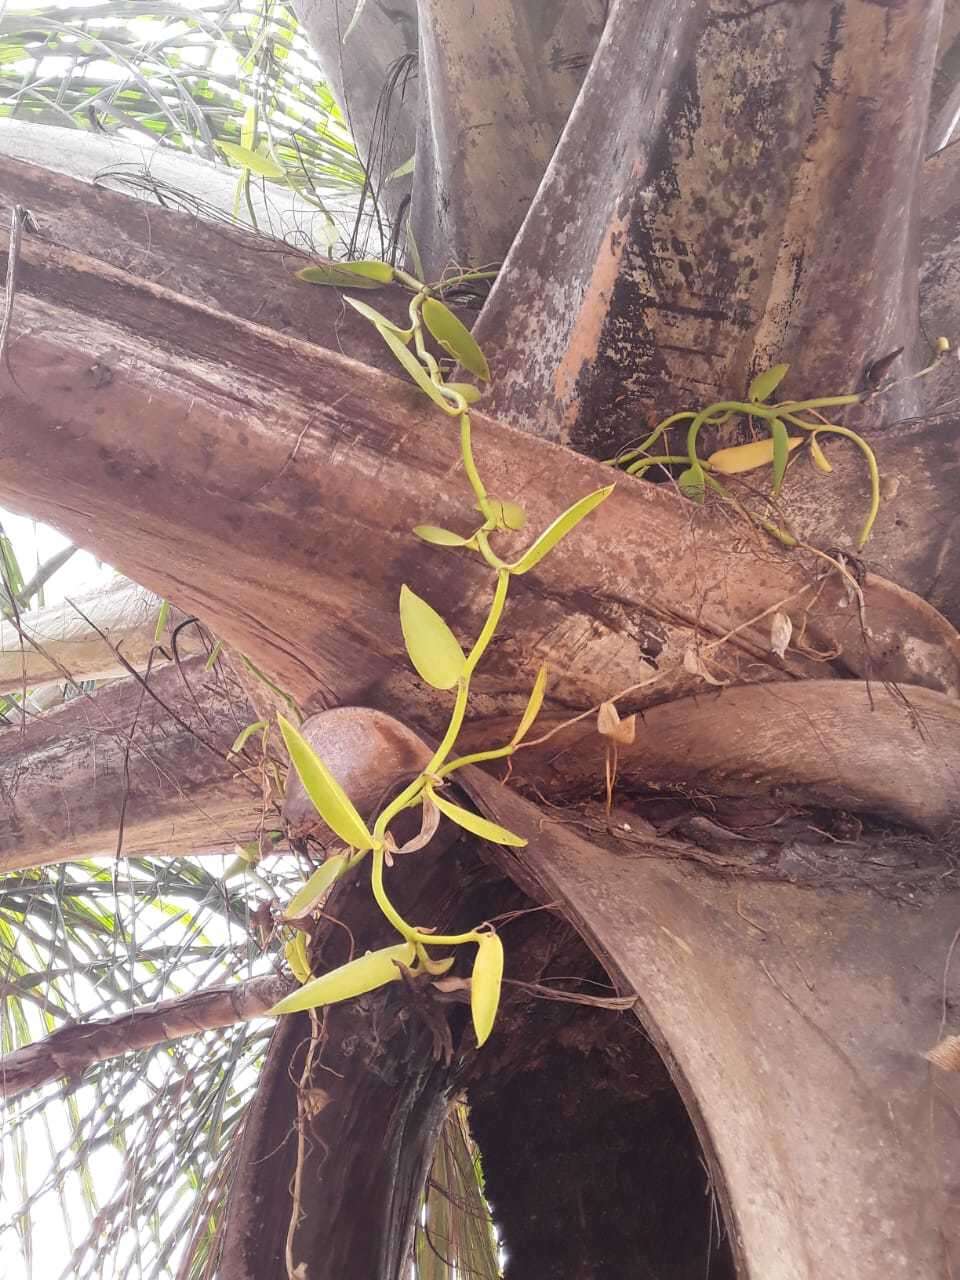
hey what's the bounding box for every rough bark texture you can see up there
[4,4,960,1276]
[0,153,431,375]
[920,142,960,347]
[0,656,261,871]
[507,680,960,836]
[0,972,292,1100]
[474,0,938,453]
[221,708,960,1279]
[293,0,605,276]
[460,767,960,1280]
[0,577,202,693]
[2,223,957,747]
[409,0,605,275]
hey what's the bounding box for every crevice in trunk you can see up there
[468,1008,737,1280]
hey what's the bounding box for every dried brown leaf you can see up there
[925,1034,960,1072]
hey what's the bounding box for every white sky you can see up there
[1,507,115,604]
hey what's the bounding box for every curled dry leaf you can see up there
[597,700,636,745]
[925,1035,960,1072]
[683,646,727,686]
[394,794,441,854]
[770,611,793,659]
[433,976,472,994]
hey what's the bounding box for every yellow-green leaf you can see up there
[376,324,459,412]
[239,101,256,151]
[335,259,395,282]
[809,434,833,473]
[217,140,284,179]
[707,436,804,475]
[769,418,790,495]
[269,941,416,1015]
[421,296,491,381]
[230,720,268,755]
[508,486,614,575]
[678,463,706,502]
[278,715,374,850]
[511,666,548,745]
[748,362,789,403]
[446,382,482,404]
[386,154,415,181]
[417,949,455,976]
[488,498,526,531]
[431,789,527,846]
[471,933,504,1047]
[283,852,350,920]
[413,525,473,547]
[285,934,312,983]
[399,585,465,690]
[154,598,170,644]
[344,296,412,340]
[296,259,395,289]
[233,840,260,865]
[204,639,223,670]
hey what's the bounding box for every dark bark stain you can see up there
[812,3,845,114]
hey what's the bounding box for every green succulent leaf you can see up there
[283,852,350,920]
[511,666,548,745]
[154,598,170,644]
[296,259,395,289]
[508,486,614,575]
[376,325,459,412]
[471,933,504,1047]
[421,297,491,381]
[748,362,789,403]
[678,464,706,503]
[386,154,415,181]
[344,296,413,340]
[204,639,223,670]
[808,434,833,473]
[445,381,483,404]
[769,417,790,495]
[217,140,284,179]
[488,498,526,531]
[229,720,268,755]
[278,715,374,850]
[431,790,527,846]
[707,436,803,474]
[417,950,456,976]
[399,585,466,690]
[269,941,416,1014]
[413,525,474,547]
[284,934,312,983]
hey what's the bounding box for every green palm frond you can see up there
[0,854,278,1280]
[0,0,366,242]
